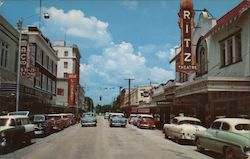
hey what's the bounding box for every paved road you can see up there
[1,116,221,159]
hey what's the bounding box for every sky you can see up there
[0,0,242,105]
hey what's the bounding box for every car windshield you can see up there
[235,124,250,131]
[84,113,95,117]
[0,118,9,126]
[34,115,45,121]
[112,115,124,118]
[179,120,201,125]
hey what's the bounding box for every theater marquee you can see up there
[177,0,198,73]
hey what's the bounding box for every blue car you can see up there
[109,113,127,127]
[81,112,97,127]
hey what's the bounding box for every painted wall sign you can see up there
[68,73,77,106]
[177,0,198,73]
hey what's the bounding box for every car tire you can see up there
[196,138,204,152]
[164,131,169,139]
[224,147,236,159]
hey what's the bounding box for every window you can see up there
[46,56,49,69]
[221,122,230,131]
[0,40,8,68]
[220,31,242,68]
[57,88,64,95]
[48,78,52,93]
[52,80,56,94]
[64,51,68,56]
[227,38,233,65]
[220,42,226,67]
[64,72,68,78]
[42,74,47,90]
[49,59,52,72]
[235,33,242,62]
[35,72,42,88]
[211,121,221,129]
[64,62,68,68]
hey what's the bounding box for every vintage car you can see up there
[29,114,54,136]
[0,115,35,152]
[137,114,156,129]
[104,112,109,119]
[47,114,65,131]
[195,118,250,159]
[163,116,206,143]
[109,113,127,127]
[128,114,137,124]
[81,112,97,127]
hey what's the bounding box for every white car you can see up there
[163,116,206,143]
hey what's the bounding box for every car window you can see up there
[16,119,22,126]
[179,120,201,125]
[10,119,15,126]
[34,115,45,121]
[211,121,221,129]
[235,124,250,131]
[172,119,178,124]
[0,118,9,126]
[221,122,230,131]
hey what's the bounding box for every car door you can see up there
[203,121,222,152]
[214,122,231,153]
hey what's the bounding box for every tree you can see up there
[84,97,94,112]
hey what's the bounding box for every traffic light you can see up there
[99,96,102,101]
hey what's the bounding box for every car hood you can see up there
[0,126,14,132]
[179,124,207,131]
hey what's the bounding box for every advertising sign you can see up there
[20,34,36,78]
[68,74,77,106]
[177,0,198,73]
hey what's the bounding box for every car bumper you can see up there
[81,122,96,126]
[111,123,126,126]
[34,130,45,135]
[140,124,156,128]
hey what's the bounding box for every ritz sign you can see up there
[177,0,198,73]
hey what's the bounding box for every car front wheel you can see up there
[196,138,204,152]
[224,147,236,159]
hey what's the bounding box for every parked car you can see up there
[81,112,97,127]
[109,113,127,127]
[137,114,156,129]
[104,112,109,119]
[47,114,65,131]
[195,118,250,159]
[133,114,142,126]
[29,114,54,136]
[0,115,35,153]
[128,114,137,124]
[163,116,206,143]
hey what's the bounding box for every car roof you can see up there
[0,115,28,119]
[109,113,124,115]
[47,114,62,116]
[174,116,201,122]
[214,118,250,125]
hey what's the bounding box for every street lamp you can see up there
[15,13,49,112]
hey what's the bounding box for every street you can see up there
[1,116,222,159]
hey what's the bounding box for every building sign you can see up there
[20,34,36,78]
[177,0,198,73]
[68,74,77,106]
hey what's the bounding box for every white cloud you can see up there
[156,51,168,59]
[122,0,139,10]
[43,7,112,47]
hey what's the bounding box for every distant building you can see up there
[53,40,82,112]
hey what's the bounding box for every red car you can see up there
[137,114,156,129]
[48,114,65,131]
[30,114,54,136]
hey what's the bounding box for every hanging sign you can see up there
[177,0,198,73]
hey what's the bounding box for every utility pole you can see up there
[124,78,134,107]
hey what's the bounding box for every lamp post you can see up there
[15,13,49,112]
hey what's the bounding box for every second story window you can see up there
[0,40,8,68]
[64,61,68,68]
[64,51,68,56]
[220,30,242,68]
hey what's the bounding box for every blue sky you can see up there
[0,0,242,105]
